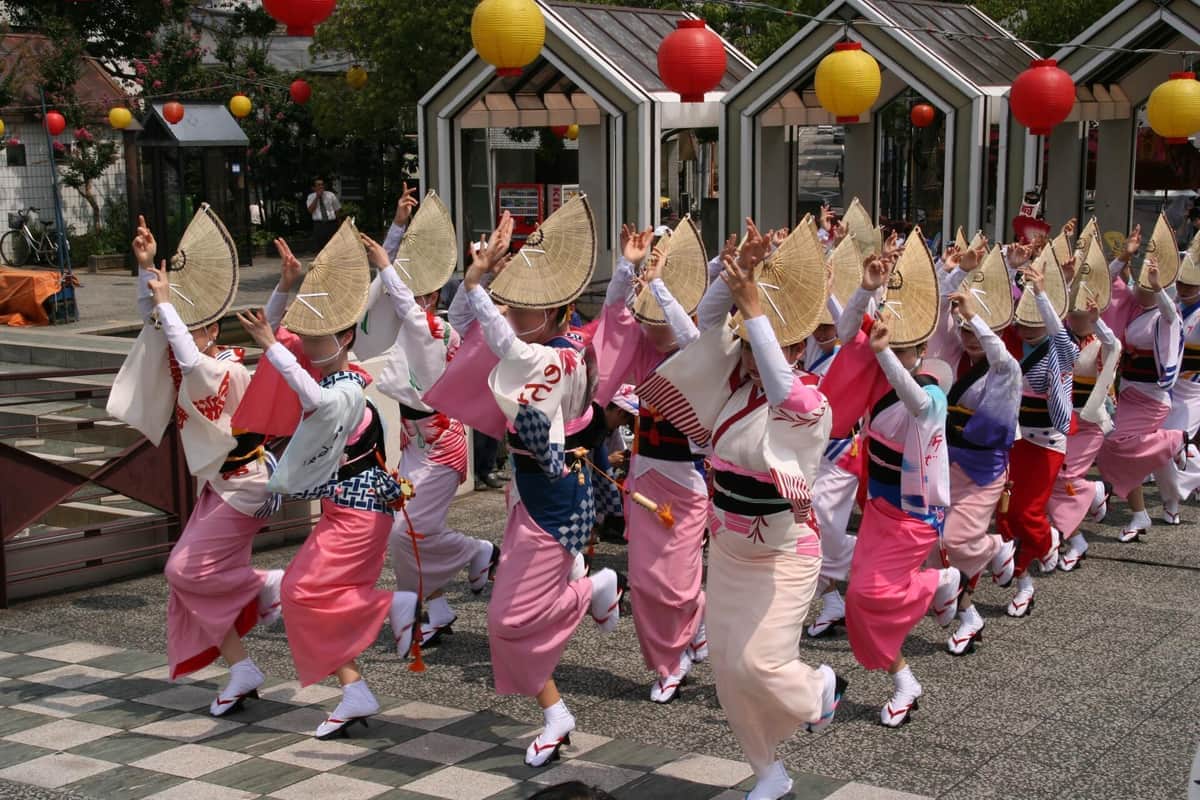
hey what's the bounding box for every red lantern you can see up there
[289,78,312,105]
[550,125,569,138]
[262,0,336,37]
[44,111,66,136]
[163,101,185,124]
[657,19,727,104]
[1010,59,1075,136]
[910,103,935,128]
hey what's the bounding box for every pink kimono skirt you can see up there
[281,498,394,686]
[625,467,707,677]
[487,497,593,696]
[706,509,824,775]
[937,463,1004,580]
[1048,419,1106,535]
[1097,388,1184,498]
[845,497,940,671]
[390,455,479,597]
[165,486,267,679]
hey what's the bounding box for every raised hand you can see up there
[736,219,771,273]
[360,233,390,269]
[1145,255,1162,291]
[394,182,419,227]
[622,223,653,265]
[820,204,835,232]
[869,318,891,353]
[1062,217,1077,240]
[132,214,156,269]
[720,254,761,319]
[861,254,889,292]
[1123,224,1142,262]
[1022,258,1045,295]
[1007,241,1033,269]
[147,260,170,306]
[643,243,667,283]
[237,308,276,349]
[961,243,986,273]
[720,233,738,264]
[947,288,974,320]
[275,238,303,292]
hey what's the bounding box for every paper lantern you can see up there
[1010,59,1075,136]
[163,101,185,124]
[229,94,252,118]
[471,0,545,78]
[262,0,336,36]
[44,111,67,136]
[657,19,726,104]
[550,125,569,138]
[346,65,368,89]
[289,78,312,104]
[910,103,935,128]
[566,124,579,140]
[1147,72,1200,145]
[0,120,6,137]
[814,42,881,124]
[108,107,132,129]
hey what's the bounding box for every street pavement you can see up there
[1,482,1199,799]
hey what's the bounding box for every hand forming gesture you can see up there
[1122,224,1142,263]
[133,214,156,269]
[947,288,974,321]
[360,233,390,270]
[622,223,653,265]
[735,219,771,274]
[465,212,513,291]
[861,253,890,292]
[721,253,762,320]
[146,260,170,306]
[869,317,892,353]
[275,238,303,293]
[1022,257,1045,295]
[1144,255,1162,292]
[393,182,419,228]
[643,243,667,284]
[237,308,277,350]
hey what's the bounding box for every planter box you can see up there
[87,253,126,273]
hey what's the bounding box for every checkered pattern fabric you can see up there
[594,471,624,521]
[0,630,919,800]
[512,405,563,478]
[294,467,399,515]
[557,482,596,558]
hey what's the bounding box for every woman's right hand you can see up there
[275,238,303,292]
[132,214,156,269]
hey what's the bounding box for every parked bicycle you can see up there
[2,208,68,268]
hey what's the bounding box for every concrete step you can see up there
[0,329,132,370]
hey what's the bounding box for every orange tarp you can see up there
[0,266,62,326]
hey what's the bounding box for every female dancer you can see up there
[450,208,622,768]
[239,233,418,739]
[641,221,846,800]
[590,223,708,703]
[113,215,283,715]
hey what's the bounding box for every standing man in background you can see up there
[307,177,341,251]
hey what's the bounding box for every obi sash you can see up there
[1121,347,1158,384]
[712,469,792,517]
[1181,344,1200,378]
[634,406,693,462]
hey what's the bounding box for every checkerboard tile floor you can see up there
[0,630,929,800]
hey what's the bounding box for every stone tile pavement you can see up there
[0,629,919,800]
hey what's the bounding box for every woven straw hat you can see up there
[489,195,596,309]
[1051,231,1072,271]
[730,221,827,347]
[954,227,984,253]
[393,190,458,296]
[1069,234,1112,313]
[164,204,239,330]
[819,235,863,325]
[1180,229,1200,286]
[282,218,371,336]
[632,215,708,324]
[1138,212,1181,289]
[961,245,1014,331]
[1015,247,1068,325]
[877,226,939,348]
[1074,217,1100,260]
[844,198,881,257]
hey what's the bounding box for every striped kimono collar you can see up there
[1021,329,1075,435]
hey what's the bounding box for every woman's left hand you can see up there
[238,308,277,349]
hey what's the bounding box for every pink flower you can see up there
[73,127,93,142]
[149,53,161,67]
[152,80,163,89]
[134,61,148,76]
[7,138,20,147]
[53,141,66,153]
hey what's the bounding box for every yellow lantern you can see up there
[108,107,132,129]
[346,65,368,90]
[471,0,545,77]
[229,94,252,119]
[0,119,5,137]
[1147,71,1200,144]
[566,124,579,140]
[814,41,881,124]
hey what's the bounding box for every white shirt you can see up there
[306,191,340,222]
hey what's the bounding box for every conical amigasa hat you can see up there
[844,197,881,258]
[282,217,371,336]
[1069,234,1112,313]
[632,215,708,324]
[879,226,939,347]
[1074,217,1100,262]
[1015,246,1068,325]
[819,235,863,326]
[1138,212,1181,289]
[165,204,239,329]
[1051,231,1072,272]
[731,221,826,347]
[489,195,596,309]
[393,190,458,297]
[1180,229,1200,286]
[961,245,1014,331]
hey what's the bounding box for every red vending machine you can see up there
[496,183,543,248]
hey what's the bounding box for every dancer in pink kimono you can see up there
[1096,227,1185,541]
[239,232,418,740]
[449,207,622,768]
[590,224,708,703]
[1156,239,1200,521]
[840,247,962,727]
[641,221,846,800]
[109,215,283,716]
[360,212,497,649]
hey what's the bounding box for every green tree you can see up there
[60,132,120,232]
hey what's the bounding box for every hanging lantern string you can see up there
[698,0,1200,58]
